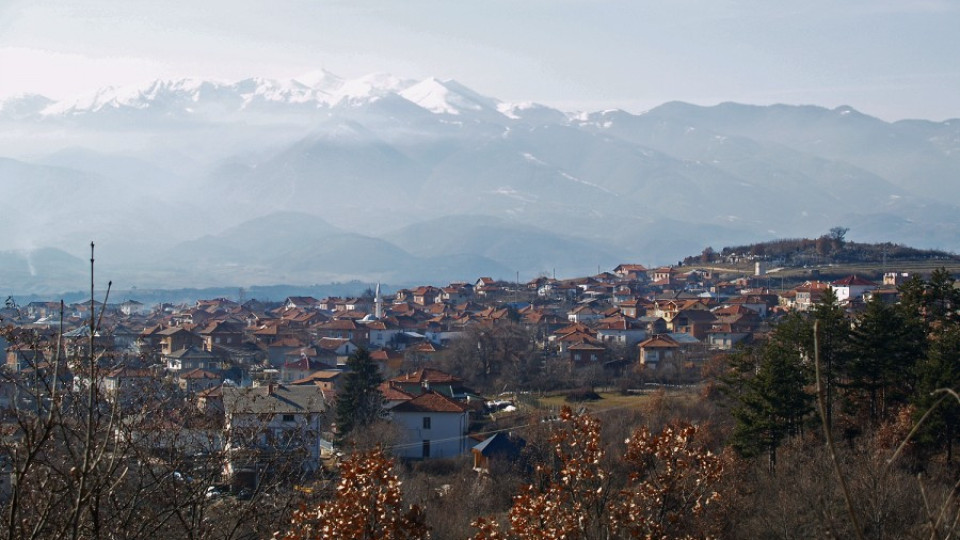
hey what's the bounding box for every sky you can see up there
[1,0,958,121]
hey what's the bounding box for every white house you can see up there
[637,334,680,367]
[567,304,602,323]
[363,318,402,348]
[222,384,328,482]
[164,346,219,374]
[594,317,648,348]
[830,275,878,304]
[389,391,469,459]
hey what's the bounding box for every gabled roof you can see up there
[712,304,757,317]
[614,264,649,273]
[285,296,319,306]
[317,319,361,330]
[390,391,467,414]
[179,369,220,380]
[406,341,440,353]
[379,381,415,402]
[370,349,404,362]
[317,337,353,351]
[595,316,643,331]
[557,331,603,345]
[197,320,244,335]
[283,357,333,372]
[553,322,594,336]
[222,384,326,415]
[291,370,343,385]
[156,326,199,337]
[166,346,216,359]
[391,368,461,385]
[473,432,525,457]
[832,275,878,287]
[795,281,830,293]
[638,334,680,349]
[675,309,718,322]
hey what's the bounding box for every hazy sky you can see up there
[1,0,958,121]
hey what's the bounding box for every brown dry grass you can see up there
[534,388,700,413]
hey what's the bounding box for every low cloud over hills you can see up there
[1,73,958,293]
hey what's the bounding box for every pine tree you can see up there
[811,286,850,431]
[335,348,385,441]
[925,268,960,329]
[900,268,960,333]
[913,326,960,461]
[729,339,813,469]
[847,294,922,423]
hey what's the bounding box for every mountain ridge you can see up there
[2,72,959,293]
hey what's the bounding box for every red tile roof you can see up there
[832,275,878,287]
[391,368,461,384]
[391,391,467,413]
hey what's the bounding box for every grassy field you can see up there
[531,387,700,413]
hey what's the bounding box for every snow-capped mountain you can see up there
[1,71,960,293]
[399,77,503,118]
[37,77,329,119]
[13,72,478,122]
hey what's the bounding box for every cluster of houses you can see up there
[0,264,900,486]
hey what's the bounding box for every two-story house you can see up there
[222,384,328,484]
[389,391,469,459]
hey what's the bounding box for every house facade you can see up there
[390,392,469,459]
[222,384,328,483]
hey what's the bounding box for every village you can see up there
[0,259,905,494]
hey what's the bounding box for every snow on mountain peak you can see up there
[333,72,415,105]
[292,69,344,92]
[399,77,499,116]
[8,71,563,124]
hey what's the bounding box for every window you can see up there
[282,414,295,423]
[422,416,431,429]
[422,439,431,458]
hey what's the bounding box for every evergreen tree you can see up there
[913,326,960,460]
[847,294,922,423]
[335,348,385,441]
[727,314,814,469]
[811,286,850,431]
[900,268,960,333]
[925,268,960,330]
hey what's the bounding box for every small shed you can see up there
[472,432,524,472]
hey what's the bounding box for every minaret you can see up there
[375,282,383,320]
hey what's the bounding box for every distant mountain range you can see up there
[1,72,958,294]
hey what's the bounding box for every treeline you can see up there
[685,229,957,266]
[722,269,960,464]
